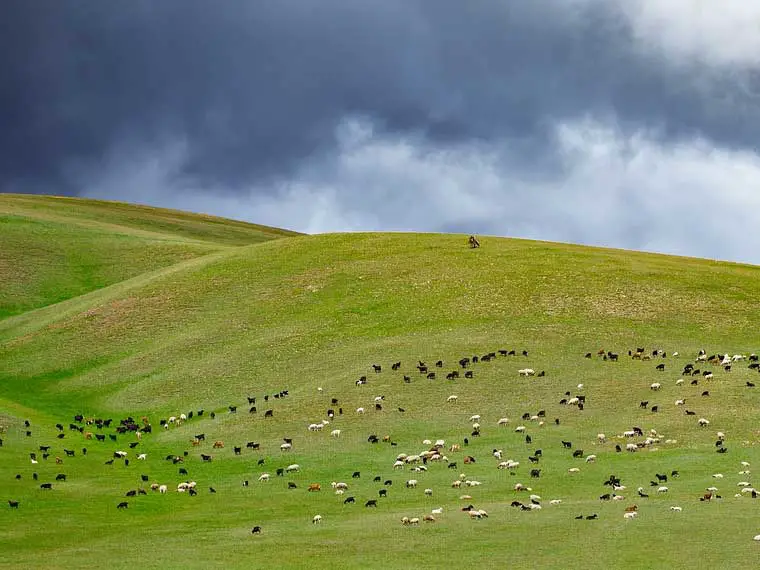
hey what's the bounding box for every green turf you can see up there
[1,197,760,569]
[0,194,299,319]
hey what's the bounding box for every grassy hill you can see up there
[1,198,760,569]
[0,194,299,319]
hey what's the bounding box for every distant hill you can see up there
[0,194,299,318]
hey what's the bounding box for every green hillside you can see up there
[1,200,760,570]
[0,194,299,319]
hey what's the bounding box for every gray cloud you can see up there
[3,1,760,262]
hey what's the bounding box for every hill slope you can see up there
[2,216,760,570]
[2,232,759,415]
[0,195,299,319]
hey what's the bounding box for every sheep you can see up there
[406,479,418,488]
[623,512,638,519]
[285,464,300,473]
[585,454,597,463]
[423,515,436,523]
[497,418,510,426]
[657,486,669,493]
[712,473,724,479]
[331,429,341,438]
[754,535,760,541]
[356,407,365,414]
[597,433,606,443]
[447,395,458,403]
[280,443,292,451]
[549,499,562,505]
[424,488,433,496]
[675,399,685,406]
[137,453,147,460]
[469,415,481,422]
[258,473,270,482]
[518,368,535,377]
[408,517,420,525]
[568,468,581,474]
[312,515,322,524]
[650,383,661,391]
[432,507,443,515]
[515,426,526,433]
[698,418,710,426]
[670,506,683,512]
[158,485,167,494]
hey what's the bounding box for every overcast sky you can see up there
[3,1,760,263]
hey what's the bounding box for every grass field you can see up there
[1,196,760,569]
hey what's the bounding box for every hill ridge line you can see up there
[0,247,240,341]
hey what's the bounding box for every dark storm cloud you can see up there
[2,0,758,193]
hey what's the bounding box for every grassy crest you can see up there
[0,194,298,318]
[1,198,759,569]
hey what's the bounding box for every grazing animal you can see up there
[117,502,128,509]
[8,500,19,509]
[365,500,377,507]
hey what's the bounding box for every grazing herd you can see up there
[3,347,760,543]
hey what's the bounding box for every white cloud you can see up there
[561,0,760,69]
[78,116,760,264]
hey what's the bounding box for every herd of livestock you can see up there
[3,346,760,540]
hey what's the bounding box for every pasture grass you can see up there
[1,198,760,568]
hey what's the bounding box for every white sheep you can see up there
[515,426,526,433]
[356,407,365,414]
[518,368,535,376]
[280,443,292,451]
[286,464,300,473]
[698,418,710,426]
[432,507,443,515]
[597,433,606,443]
[469,415,481,422]
[657,486,669,493]
[676,378,684,385]
[670,506,682,512]
[650,383,661,391]
[447,395,458,403]
[712,473,724,479]
[331,429,341,438]
[754,534,760,541]
[393,460,404,469]
[424,488,433,496]
[406,479,418,488]
[258,473,270,482]
[623,512,638,519]
[675,399,685,406]
[159,485,167,494]
[137,453,147,460]
[741,461,751,467]
[312,515,322,524]
[585,454,597,463]
[493,449,502,460]
[497,417,510,426]
[568,468,580,474]
[549,499,562,505]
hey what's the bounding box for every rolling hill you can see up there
[0,194,299,319]
[1,196,759,569]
